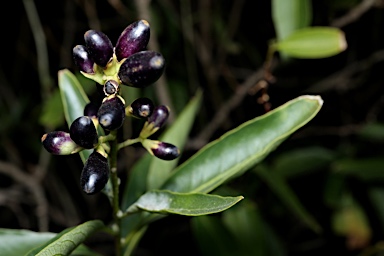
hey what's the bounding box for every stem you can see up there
[109,131,122,256]
[117,137,142,150]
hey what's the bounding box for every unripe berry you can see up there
[98,95,126,131]
[115,20,150,61]
[129,97,154,118]
[73,45,95,74]
[41,131,81,155]
[84,30,113,67]
[80,151,109,195]
[118,50,165,88]
[69,116,98,149]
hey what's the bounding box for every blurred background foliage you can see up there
[1,0,384,255]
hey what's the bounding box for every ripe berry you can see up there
[148,105,169,129]
[151,141,180,160]
[80,151,109,195]
[41,131,80,155]
[73,45,95,74]
[118,50,165,88]
[84,30,113,67]
[97,95,126,131]
[69,116,98,149]
[129,97,154,118]
[115,20,150,61]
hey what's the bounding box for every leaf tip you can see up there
[298,95,324,106]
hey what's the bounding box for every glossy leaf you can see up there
[255,165,321,233]
[147,88,203,190]
[26,220,104,256]
[272,0,312,41]
[275,27,347,59]
[126,190,243,216]
[160,95,323,194]
[58,69,92,162]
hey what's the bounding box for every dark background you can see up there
[1,0,384,255]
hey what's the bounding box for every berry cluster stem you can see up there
[108,131,123,256]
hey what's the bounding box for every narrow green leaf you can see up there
[26,220,104,256]
[126,190,243,216]
[222,202,267,256]
[332,158,384,181]
[255,165,321,233]
[58,69,92,162]
[161,95,323,194]
[191,215,239,256]
[272,0,312,41]
[147,88,203,190]
[272,146,335,178]
[39,88,65,129]
[275,27,347,59]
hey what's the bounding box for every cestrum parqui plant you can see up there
[41,19,179,195]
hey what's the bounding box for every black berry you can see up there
[129,97,154,118]
[115,20,150,61]
[41,131,80,155]
[97,95,126,131]
[118,50,165,88]
[148,105,169,129]
[69,116,98,149]
[73,45,95,74]
[80,151,109,195]
[84,30,113,67]
[151,142,180,161]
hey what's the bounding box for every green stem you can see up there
[109,131,122,256]
[117,137,142,150]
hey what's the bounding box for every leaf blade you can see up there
[126,190,243,216]
[161,95,323,194]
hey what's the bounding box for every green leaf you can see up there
[126,190,243,216]
[58,69,92,162]
[275,27,347,59]
[39,88,65,129]
[272,0,312,41]
[147,88,203,190]
[332,158,384,181]
[160,95,323,194]
[272,146,335,178]
[254,165,321,233]
[26,220,104,256]
[222,202,267,256]
[358,122,384,143]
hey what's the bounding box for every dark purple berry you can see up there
[73,45,95,74]
[118,50,165,88]
[84,30,113,67]
[148,105,169,129]
[80,151,109,195]
[97,95,126,131]
[151,142,180,161]
[129,97,154,118]
[41,131,80,155]
[115,20,150,61]
[84,102,100,118]
[69,116,98,149]
[103,80,119,96]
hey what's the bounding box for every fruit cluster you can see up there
[41,20,179,195]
